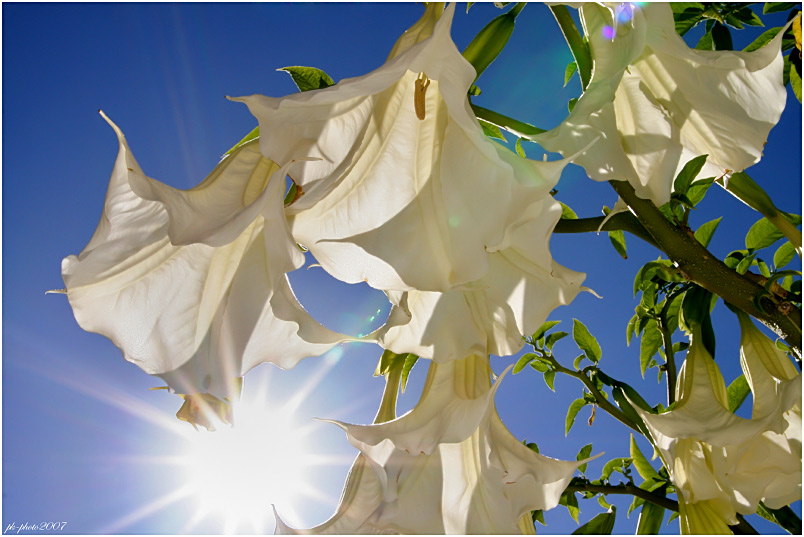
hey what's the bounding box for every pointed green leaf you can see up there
[515,137,526,157]
[608,230,627,259]
[746,214,802,250]
[573,319,602,363]
[600,458,632,482]
[764,2,800,14]
[479,119,506,140]
[686,176,715,206]
[696,30,714,50]
[756,502,803,534]
[568,97,578,113]
[790,52,802,102]
[560,201,578,219]
[462,3,523,80]
[630,434,661,481]
[224,126,260,156]
[572,509,616,535]
[745,26,784,51]
[564,61,578,87]
[532,509,546,525]
[726,374,751,412]
[576,443,593,474]
[560,490,580,523]
[400,354,419,393]
[513,352,539,374]
[626,314,638,346]
[636,501,665,534]
[566,398,587,435]
[544,369,556,391]
[532,320,561,342]
[278,66,335,92]
[639,320,663,377]
[545,331,569,350]
[673,155,708,195]
[774,241,796,270]
[694,217,722,248]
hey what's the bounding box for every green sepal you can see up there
[278,66,335,92]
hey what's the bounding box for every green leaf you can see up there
[694,217,722,248]
[564,61,578,87]
[513,352,539,374]
[532,509,546,526]
[756,501,803,534]
[736,253,756,274]
[600,458,632,482]
[774,241,797,270]
[400,354,419,393]
[515,137,526,157]
[630,434,661,481]
[626,314,638,346]
[568,97,578,113]
[573,354,587,370]
[639,320,664,377]
[790,52,802,102]
[758,259,772,278]
[726,374,751,412]
[545,331,569,350]
[673,155,709,196]
[479,119,506,140]
[696,30,714,50]
[572,509,616,535]
[636,501,665,534]
[560,201,579,219]
[526,441,540,454]
[764,2,800,14]
[686,177,715,206]
[278,66,335,92]
[746,214,802,250]
[608,230,627,259]
[675,11,706,35]
[730,6,764,27]
[712,22,733,49]
[576,443,593,474]
[745,26,783,51]
[533,320,561,342]
[573,319,602,363]
[560,490,580,523]
[544,369,556,391]
[530,359,550,373]
[566,398,588,435]
[224,126,260,157]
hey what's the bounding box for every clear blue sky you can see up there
[3,3,800,534]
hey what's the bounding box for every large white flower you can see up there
[379,197,585,362]
[536,3,789,206]
[232,3,575,292]
[61,113,346,402]
[278,355,592,534]
[632,326,801,534]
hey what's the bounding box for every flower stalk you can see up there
[549,5,592,90]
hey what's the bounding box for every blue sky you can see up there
[3,2,801,534]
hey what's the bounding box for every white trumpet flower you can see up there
[633,327,801,534]
[278,355,594,534]
[61,113,346,403]
[536,3,789,206]
[232,3,575,292]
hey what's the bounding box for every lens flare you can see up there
[602,25,616,39]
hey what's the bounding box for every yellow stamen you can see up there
[414,72,431,120]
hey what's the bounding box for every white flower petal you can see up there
[234,4,572,291]
[62,114,345,397]
[536,3,788,206]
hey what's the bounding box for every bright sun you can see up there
[181,389,332,533]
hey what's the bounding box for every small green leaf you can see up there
[573,319,602,363]
[608,230,627,259]
[564,61,578,87]
[526,441,540,454]
[764,2,800,14]
[513,352,539,374]
[639,320,663,378]
[735,253,755,274]
[600,458,632,482]
[758,259,772,278]
[774,241,797,270]
[576,443,593,474]
[566,398,587,435]
[727,374,751,412]
[400,354,419,393]
[673,155,708,196]
[693,217,722,248]
[560,201,579,219]
[630,434,661,481]
[532,320,561,342]
[560,490,580,523]
[790,52,802,102]
[572,509,616,535]
[462,4,523,81]
[532,509,546,525]
[568,97,578,113]
[545,331,569,350]
[636,501,665,534]
[278,66,335,92]
[746,214,802,251]
[515,137,526,157]
[686,177,715,206]
[544,369,556,391]
[573,354,587,370]
[479,119,506,140]
[696,30,714,50]
[756,501,803,534]
[530,359,550,373]
[626,314,638,346]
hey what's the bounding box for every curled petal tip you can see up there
[580,286,603,299]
